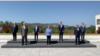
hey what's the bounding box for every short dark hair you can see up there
[82,22,84,24]
[76,25,79,26]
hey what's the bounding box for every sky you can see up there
[0,1,100,27]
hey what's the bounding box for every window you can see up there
[97,19,100,25]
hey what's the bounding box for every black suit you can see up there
[34,26,39,41]
[58,25,65,41]
[74,28,81,45]
[11,24,18,41]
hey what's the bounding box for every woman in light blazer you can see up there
[46,25,52,46]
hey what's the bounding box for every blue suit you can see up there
[12,25,18,33]
[58,25,65,32]
[74,28,81,36]
[11,24,18,41]
[74,28,81,45]
[34,26,39,33]
[58,24,65,41]
[34,26,39,41]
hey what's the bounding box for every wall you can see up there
[95,14,100,33]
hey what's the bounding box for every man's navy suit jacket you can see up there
[58,25,65,32]
[12,25,18,33]
[34,26,39,33]
[74,28,81,36]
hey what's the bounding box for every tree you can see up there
[88,25,95,33]
[17,21,25,33]
[0,21,4,27]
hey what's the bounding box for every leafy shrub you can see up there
[86,30,92,34]
[40,29,44,33]
[2,26,11,33]
[91,31,95,33]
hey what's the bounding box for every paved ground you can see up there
[0,43,100,56]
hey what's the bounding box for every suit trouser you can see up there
[47,36,51,45]
[13,32,17,41]
[22,36,27,45]
[34,32,38,41]
[81,32,85,42]
[59,32,63,41]
[75,36,80,45]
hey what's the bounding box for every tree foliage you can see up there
[0,21,96,34]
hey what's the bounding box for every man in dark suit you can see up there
[74,25,81,46]
[11,22,18,41]
[80,22,86,42]
[34,24,39,42]
[21,22,28,46]
[58,22,65,41]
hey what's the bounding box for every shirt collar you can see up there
[14,24,16,26]
[77,28,79,29]
[23,25,25,27]
[82,25,84,26]
[48,28,50,29]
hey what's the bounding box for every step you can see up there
[7,39,90,43]
[1,43,96,48]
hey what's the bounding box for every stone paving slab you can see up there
[0,43,100,56]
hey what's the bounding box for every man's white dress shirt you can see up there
[77,28,79,31]
[23,25,26,29]
[36,27,37,31]
[82,25,84,27]
[60,25,62,28]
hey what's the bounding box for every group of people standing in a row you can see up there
[11,22,86,46]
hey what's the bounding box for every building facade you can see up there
[95,14,100,33]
